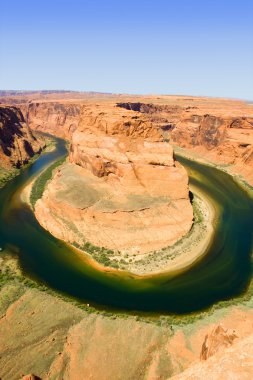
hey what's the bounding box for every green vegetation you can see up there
[0,264,89,316]
[30,156,67,208]
[0,153,41,189]
[192,195,203,224]
[72,241,122,268]
[0,167,19,189]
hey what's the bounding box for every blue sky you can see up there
[1,0,252,99]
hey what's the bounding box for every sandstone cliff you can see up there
[27,101,80,139]
[6,95,253,184]
[0,106,42,169]
[35,103,193,255]
[117,98,253,185]
[170,107,253,185]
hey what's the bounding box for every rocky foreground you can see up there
[1,266,253,380]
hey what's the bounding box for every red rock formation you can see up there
[35,103,193,254]
[200,324,238,360]
[27,101,80,139]
[118,98,253,185]
[171,114,253,149]
[0,106,42,169]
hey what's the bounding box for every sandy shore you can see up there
[20,178,34,206]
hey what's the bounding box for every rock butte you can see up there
[35,103,193,254]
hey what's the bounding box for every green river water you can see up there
[0,137,253,314]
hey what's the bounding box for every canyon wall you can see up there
[1,94,253,379]
[27,102,80,139]
[0,106,43,169]
[35,103,193,254]
[117,98,253,184]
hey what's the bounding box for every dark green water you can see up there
[0,137,253,314]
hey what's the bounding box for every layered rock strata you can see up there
[0,106,42,169]
[27,101,80,139]
[117,99,253,184]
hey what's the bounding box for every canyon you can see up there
[10,93,253,260]
[1,92,253,380]
[3,92,253,183]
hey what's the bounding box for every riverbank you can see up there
[20,138,59,206]
[0,134,56,193]
[20,176,35,206]
[0,167,19,189]
[174,146,253,198]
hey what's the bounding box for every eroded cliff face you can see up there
[117,99,253,185]
[0,106,42,169]
[170,113,253,150]
[27,102,80,139]
[14,96,253,185]
[171,112,253,184]
[200,324,238,360]
[35,103,193,254]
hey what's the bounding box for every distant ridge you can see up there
[0,90,113,96]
